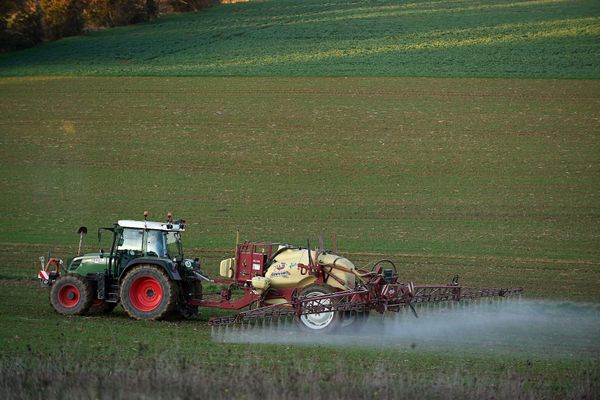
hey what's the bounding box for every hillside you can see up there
[0,0,599,77]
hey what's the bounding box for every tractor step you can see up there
[106,282,120,302]
[85,273,119,302]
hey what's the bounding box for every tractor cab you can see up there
[104,220,185,277]
[66,219,186,279]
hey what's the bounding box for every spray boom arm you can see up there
[208,264,523,327]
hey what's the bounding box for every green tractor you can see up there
[39,214,205,319]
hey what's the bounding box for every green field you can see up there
[1,76,599,299]
[0,0,599,77]
[1,75,599,398]
[1,0,599,398]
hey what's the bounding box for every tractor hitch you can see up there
[38,256,63,287]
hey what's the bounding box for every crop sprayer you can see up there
[38,213,523,332]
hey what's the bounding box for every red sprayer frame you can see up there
[198,244,523,327]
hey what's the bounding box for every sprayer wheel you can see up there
[295,284,341,333]
[50,275,93,315]
[120,265,177,320]
[339,310,370,333]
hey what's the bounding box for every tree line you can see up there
[1,0,219,52]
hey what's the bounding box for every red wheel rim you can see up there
[129,276,163,312]
[58,284,80,308]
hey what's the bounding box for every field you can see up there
[1,75,599,398]
[1,76,599,298]
[0,0,599,77]
[1,0,599,398]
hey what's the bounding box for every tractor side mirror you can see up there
[118,236,124,246]
[100,249,104,258]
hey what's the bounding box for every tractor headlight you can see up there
[184,259,193,270]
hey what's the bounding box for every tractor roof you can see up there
[117,220,185,232]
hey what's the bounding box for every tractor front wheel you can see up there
[50,276,93,315]
[295,284,340,333]
[120,265,176,320]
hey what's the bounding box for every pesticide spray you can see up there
[212,299,600,358]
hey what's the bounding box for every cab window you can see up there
[166,232,183,259]
[146,230,167,257]
[118,228,143,252]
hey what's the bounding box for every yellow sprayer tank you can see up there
[265,247,356,291]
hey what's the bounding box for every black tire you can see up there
[178,303,199,319]
[295,284,341,333]
[87,300,118,315]
[176,280,201,319]
[120,264,176,320]
[50,275,93,315]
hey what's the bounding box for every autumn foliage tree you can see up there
[160,0,215,12]
[40,0,86,39]
[0,0,211,52]
[0,0,44,51]
[84,0,158,28]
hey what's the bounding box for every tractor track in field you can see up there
[0,278,36,288]
[8,86,600,101]
[5,242,594,268]
[346,251,600,267]
[0,118,546,128]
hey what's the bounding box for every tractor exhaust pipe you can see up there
[77,226,88,256]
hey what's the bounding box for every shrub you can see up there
[85,0,158,28]
[0,0,44,51]
[160,0,216,13]
[40,0,86,40]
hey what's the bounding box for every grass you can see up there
[0,0,599,77]
[2,356,597,399]
[0,280,598,399]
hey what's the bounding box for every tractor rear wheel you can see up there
[295,284,340,333]
[50,275,93,315]
[120,265,176,320]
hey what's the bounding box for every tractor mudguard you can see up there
[120,258,182,281]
